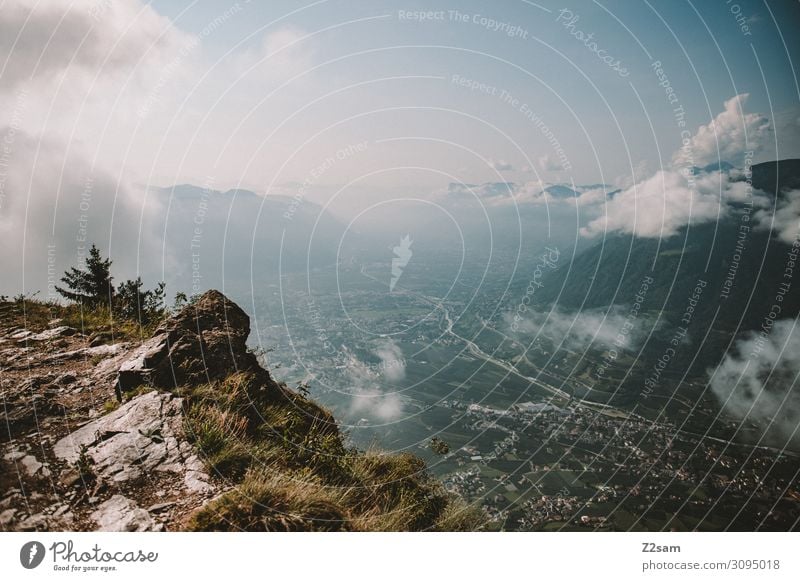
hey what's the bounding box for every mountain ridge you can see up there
[530,158,800,379]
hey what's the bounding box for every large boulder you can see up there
[115,290,267,398]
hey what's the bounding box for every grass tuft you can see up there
[188,470,350,531]
[180,371,483,531]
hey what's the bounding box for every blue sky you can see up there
[138,0,799,191]
[2,0,797,198]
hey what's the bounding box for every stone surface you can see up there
[46,343,123,363]
[53,373,77,386]
[1,379,65,440]
[0,289,293,532]
[9,329,34,340]
[20,455,43,476]
[115,290,268,397]
[147,501,175,513]
[25,326,77,341]
[53,390,210,492]
[0,508,17,526]
[91,495,154,532]
[17,514,48,531]
[4,449,26,462]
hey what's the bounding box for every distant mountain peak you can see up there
[689,161,736,175]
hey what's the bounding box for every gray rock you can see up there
[3,449,27,462]
[0,508,17,527]
[91,495,153,532]
[114,290,270,399]
[20,455,43,476]
[147,501,175,513]
[45,343,123,364]
[53,505,70,517]
[2,387,65,438]
[27,326,77,341]
[183,455,213,494]
[53,372,77,386]
[116,336,170,396]
[9,329,34,340]
[53,391,214,494]
[17,514,48,531]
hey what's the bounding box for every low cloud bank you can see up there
[345,339,406,422]
[710,319,800,448]
[505,306,648,353]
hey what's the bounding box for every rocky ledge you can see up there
[1,290,476,532]
[0,291,284,531]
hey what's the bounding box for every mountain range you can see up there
[534,159,800,377]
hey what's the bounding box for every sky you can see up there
[1,0,799,294]
[149,0,800,189]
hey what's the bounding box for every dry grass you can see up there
[0,298,161,341]
[185,403,252,478]
[188,470,350,531]
[184,373,485,531]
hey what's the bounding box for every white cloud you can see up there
[672,93,771,169]
[443,96,780,241]
[233,26,313,81]
[0,130,161,297]
[443,181,613,211]
[344,340,406,422]
[374,339,407,382]
[538,154,563,172]
[446,182,516,199]
[0,0,195,296]
[576,96,788,240]
[506,307,647,352]
[0,0,202,194]
[0,0,194,138]
[614,159,650,191]
[755,189,800,245]
[709,319,800,447]
[0,0,188,91]
[489,159,514,171]
[580,168,759,238]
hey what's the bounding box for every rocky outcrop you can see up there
[53,390,212,494]
[2,290,473,532]
[1,290,270,531]
[115,290,269,398]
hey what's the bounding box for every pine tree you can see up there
[55,244,114,307]
[115,277,166,325]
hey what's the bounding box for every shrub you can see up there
[74,444,94,480]
[114,278,166,327]
[430,436,450,455]
[102,399,120,414]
